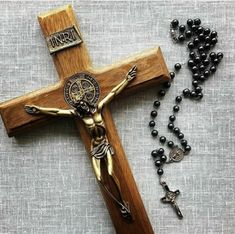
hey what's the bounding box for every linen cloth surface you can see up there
[0,1,234,233]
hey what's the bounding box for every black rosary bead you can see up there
[183,88,191,97]
[164,81,171,89]
[188,42,194,50]
[169,72,175,79]
[151,110,158,118]
[160,155,167,163]
[195,86,202,93]
[168,123,174,130]
[178,133,184,139]
[190,91,197,98]
[200,53,207,60]
[155,160,161,167]
[210,30,217,38]
[211,37,218,45]
[210,65,217,73]
[185,30,192,38]
[149,120,155,127]
[204,43,211,50]
[174,63,182,70]
[191,66,198,73]
[159,136,166,143]
[193,73,199,80]
[189,51,196,59]
[213,58,219,65]
[173,105,180,112]
[151,130,158,137]
[157,168,164,176]
[187,19,194,27]
[151,149,158,157]
[154,100,161,108]
[193,37,200,46]
[199,75,206,82]
[205,36,211,43]
[204,28,210,35]
[181,139,187,146]
[171,19,179,28]
[199,64,205,72]
[204,70,210,78]
[203,59,210,66]
[173,127,180,134]
[192,80,199,87]
[199,33,205,41]
[169,115,176,122]
[178,34,185,42]
[175,96,182,103]
[209,52,217,60]
[194,56,201,64]
[197,93,203,99]
[188,59,195,67]
[158,89,166,96]
[185,145,191,152]
[158,148,165,155]
[194,18,201,25]
[179,25,186,32]
[167,141,174,148]
[191,24,198,32]
[197,26,204,34]
[217,52,223,60]
[198,45,204,53]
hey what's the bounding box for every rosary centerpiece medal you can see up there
[169,146,184,162]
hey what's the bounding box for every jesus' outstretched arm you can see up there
[97,65,137,111]
[24,105,75,117]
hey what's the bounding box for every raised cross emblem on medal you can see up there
[64,73,100,107]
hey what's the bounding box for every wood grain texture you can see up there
[0,5,170,233]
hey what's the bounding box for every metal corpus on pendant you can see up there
[64,73,100,107]
[160,181,183,219]
[169,146,184,162]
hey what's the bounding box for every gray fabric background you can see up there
[0,0,234,233]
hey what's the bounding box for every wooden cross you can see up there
[0,5,169,233]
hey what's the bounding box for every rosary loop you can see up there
[149,18,223,219]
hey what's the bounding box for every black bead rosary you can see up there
[149,18,223,219]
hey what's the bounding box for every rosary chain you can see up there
[149,18,223,219]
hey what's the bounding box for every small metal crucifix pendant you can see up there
[160,181,183,219]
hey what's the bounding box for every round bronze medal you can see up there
[64,73,100,107]
[169,146,184,162]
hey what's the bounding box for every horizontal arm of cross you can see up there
[0,47,168,137]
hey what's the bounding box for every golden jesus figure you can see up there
[25,65,137,221]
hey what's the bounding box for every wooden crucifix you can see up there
[0,5,169,234]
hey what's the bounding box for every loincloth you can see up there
[90,140,115,159]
